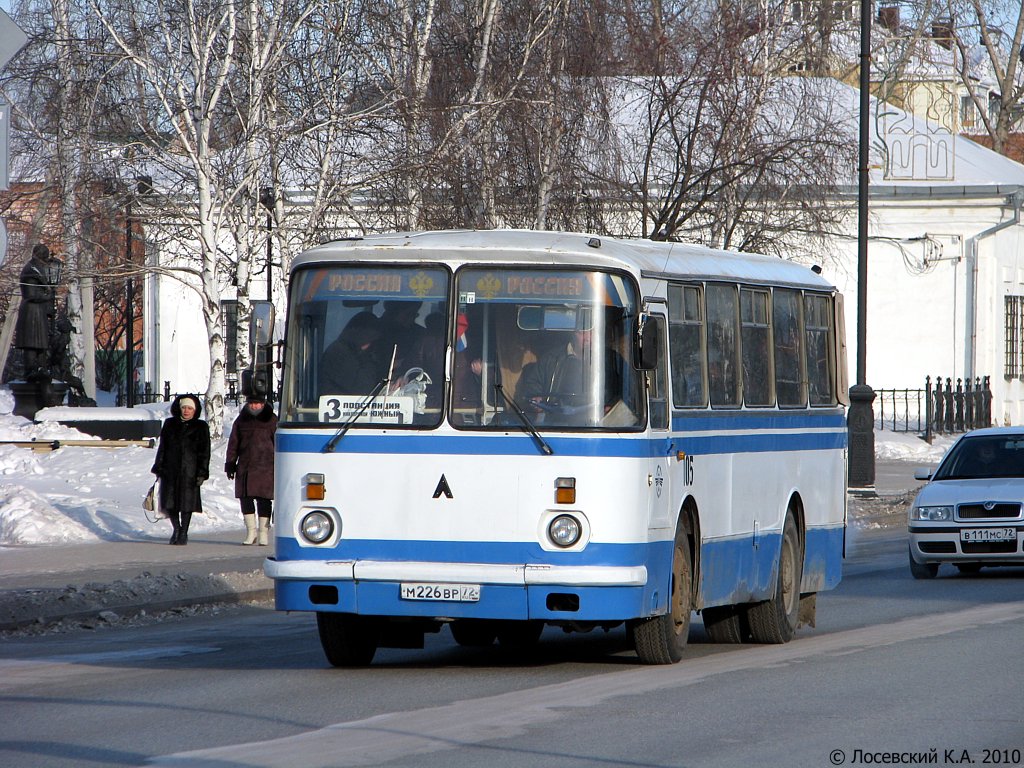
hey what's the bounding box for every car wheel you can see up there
[908,546,939,580]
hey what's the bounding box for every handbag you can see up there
[143,482,157,512]
[143,481,165,523]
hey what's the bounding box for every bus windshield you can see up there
[282,265,449,426]
[452,267,644,430]
[280,263,644,430]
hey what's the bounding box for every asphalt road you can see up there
[1,520,1021,768]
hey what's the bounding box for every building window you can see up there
[222,300,239,375]
[960,95,976,129]
[1006,295,1022,379]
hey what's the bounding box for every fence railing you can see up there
[876,375,992,442]
[116,379,244,407]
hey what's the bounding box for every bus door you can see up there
[645,313,672,531]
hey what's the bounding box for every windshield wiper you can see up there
[323,377,389,453]
[494,383,553,456]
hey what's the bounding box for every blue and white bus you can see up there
[262,229,848,665]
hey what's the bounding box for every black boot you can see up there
[167,512,181,545]
[177,511,192,545]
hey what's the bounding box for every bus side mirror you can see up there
[636,318,659,371]
[241,368,269,399]
[242,301,276,399]
[250,301,275,346]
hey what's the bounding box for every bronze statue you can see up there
[15,244,57,379]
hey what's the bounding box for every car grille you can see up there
[961,541,1018,554]
[957,503,1021,519]
[919,542,957,553]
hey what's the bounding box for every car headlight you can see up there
[910,505,953,522]
[548,514,582,548]
[300,510,335,543]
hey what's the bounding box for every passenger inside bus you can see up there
[318,311,386,395]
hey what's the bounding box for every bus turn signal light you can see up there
[305,473,326,500]
[555,477,576,504]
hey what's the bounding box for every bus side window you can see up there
[668,283,707,407]
[805,294,836,405]
[706,284,740,408]
[773,288,806,407]
[740,288,772,406]
[647,315,670,429]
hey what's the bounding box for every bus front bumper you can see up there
[264,557,657,621]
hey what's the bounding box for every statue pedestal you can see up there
[10,379,69,420]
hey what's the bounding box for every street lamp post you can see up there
[259,186,274,303]
[848,0,877,490]
[124,176,153,409]
[125,200,134,408]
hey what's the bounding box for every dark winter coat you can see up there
[152,395,211,513]
[224,403,277,499]
[15,256,55,351]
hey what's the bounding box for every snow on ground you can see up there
[0,387,242,547]
[0,382,961,548]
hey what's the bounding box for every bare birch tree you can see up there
[93,0,241,435]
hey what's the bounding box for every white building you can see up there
[827,81,1024,425]
[142,77,1024,426]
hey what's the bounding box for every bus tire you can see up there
[450,619,498,647]
[629,525,692,664]
[748,513,802,644]
[316,612,378,667]
[496,620,544,649]
[702,604,750,644]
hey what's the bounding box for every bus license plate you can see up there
[400,583,480,602]
[960,528,1016,542]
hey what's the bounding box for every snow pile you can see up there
[0,386,242,546]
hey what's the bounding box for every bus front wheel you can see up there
[748,514,802,644]
[316,612,378,667]
[629,525,692,664]
[450,619,498,647]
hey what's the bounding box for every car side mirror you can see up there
[913,467,933,481]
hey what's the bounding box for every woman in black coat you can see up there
[151,394,211,545]
[224,394,278,545]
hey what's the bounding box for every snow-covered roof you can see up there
[824,78,1024,191]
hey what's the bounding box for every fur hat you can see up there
[178,396,198,411]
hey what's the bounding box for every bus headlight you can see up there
[548,514,582,548]
[301,510,335,544]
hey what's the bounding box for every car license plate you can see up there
[960,528,1016,542]
[399,583,480,602]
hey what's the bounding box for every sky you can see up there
[0,386,955,547]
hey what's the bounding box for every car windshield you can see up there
[933,435,1024,480]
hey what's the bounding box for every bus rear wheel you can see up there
[316,612,378,667]
[748,514,802,644]
[702,604,751,644]
[630,525,692,664]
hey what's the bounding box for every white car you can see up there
[909,427,1024,579]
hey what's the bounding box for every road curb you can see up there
[0,569,273,632]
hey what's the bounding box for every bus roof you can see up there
[291,230,835,291]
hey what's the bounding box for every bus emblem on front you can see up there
[433,475,454,499]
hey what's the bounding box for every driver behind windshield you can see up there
[515,309,633,419]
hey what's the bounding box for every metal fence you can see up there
[117,379,245,407]
[876,375,992,442]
